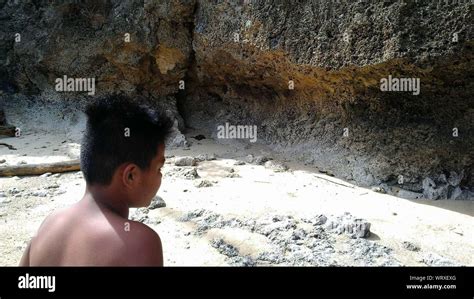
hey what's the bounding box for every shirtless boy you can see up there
[19,95,173,266]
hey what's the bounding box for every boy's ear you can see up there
[122,163,140,188]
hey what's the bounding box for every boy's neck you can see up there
[83,185,129,219]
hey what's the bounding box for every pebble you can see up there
[326,213,371,238]
[194,180,214,188]
[45,184,59,189]
[30,190,48,197]
[402,241,420,252]
[8,187,21,195]
[0,159,6,163]
[178,168,199,179]
[174,156,197,166]
[247,155,271,165]
[148,195,166,209]
[195,153,217,162]
[40,172,52,178]
[226,172,241,178]
[422,253,458,266]
[264,160,289,172]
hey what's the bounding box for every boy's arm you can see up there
[121,222,163,266]
[140,229,164,266]
[19,240,32,266]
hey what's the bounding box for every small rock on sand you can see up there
[326,212,371,238]
[246,155,271,165]
[130,208,150,223]
[402,241,420,252]
[195,153,217,162]
[174,156,197,166]
[264,160,288,172]
[182,168,199,179]
[40,172,52,178]
[194,180,214,188]
[30,190,48,197]
[422,253,458,266]
[149,195,166,209]
[8,188,21,195]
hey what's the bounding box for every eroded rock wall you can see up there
[181,0,474,197]
[0,0,195,129]
[1,0,473,198]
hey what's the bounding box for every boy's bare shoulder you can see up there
[112,220,164,266]
[32,207,163,266]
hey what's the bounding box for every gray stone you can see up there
[254,156,271,165]
[166,125,188,149]
[327,213,371,238]
[226,172,241,178]
[44,184,59,189]
[422,177,448,200]
[394,188,423,200]
[402,241,420,252]
[148,195,166,209]
[195,153,217,162]
[8,187,21,195]
[31,190,48,197]
[447,171,463,187]
[182,168,199,179]
[422,253,458,266]
[130,208,150,223]
[264,160,289,172]
[312,214,328,226]
[194,179,214,188]
[174,156,197,166]
[211,238,239,257]
[448,186,463,200]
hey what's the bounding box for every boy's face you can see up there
[132,143,166,207]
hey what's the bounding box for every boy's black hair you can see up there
[80,95,174,185]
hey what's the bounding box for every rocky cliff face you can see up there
[0,0,195,130]
[1,0,473,199]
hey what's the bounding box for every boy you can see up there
[19,95,173,266]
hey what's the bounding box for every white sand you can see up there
[1,127,472,266]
